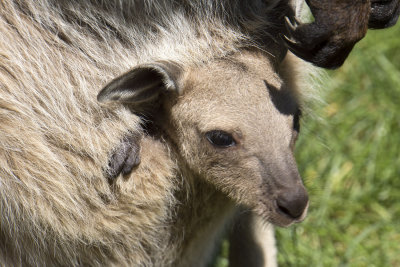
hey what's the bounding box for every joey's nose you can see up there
[276,186,309,219]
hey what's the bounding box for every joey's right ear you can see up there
[97,61,183,110]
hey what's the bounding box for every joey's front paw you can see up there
[106,133,141,183]
[369,0,400,29]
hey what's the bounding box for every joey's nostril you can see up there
[276,202,292,217]
[276,188,309,219]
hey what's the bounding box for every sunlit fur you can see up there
[0,0,314,266]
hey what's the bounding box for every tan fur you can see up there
[0,0,313,266]
[94,49,309,266]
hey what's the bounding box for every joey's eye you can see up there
[205,130,236,148]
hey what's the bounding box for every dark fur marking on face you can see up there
[263,80,298,116]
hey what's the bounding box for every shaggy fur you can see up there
[0,0,311,266]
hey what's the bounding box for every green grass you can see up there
[276,23,400,267]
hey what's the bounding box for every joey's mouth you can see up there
[273,199,309,226]
[256,199,309,228]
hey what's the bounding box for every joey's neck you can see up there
[171,167,236,264]
[172,178,236,267]
[139,135,236,265]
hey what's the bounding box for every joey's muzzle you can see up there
[264,152,309,226]
[275,183,308,219]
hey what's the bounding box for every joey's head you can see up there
[98,50,308,227]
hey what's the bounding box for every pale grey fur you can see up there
[0,0,312,266]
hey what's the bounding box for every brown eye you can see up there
[205,130,236,148]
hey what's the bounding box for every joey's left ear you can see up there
[97,61,183,111]
[99,62,182,182]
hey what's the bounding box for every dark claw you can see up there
[282,32,355,69]
[369,0,400,29]
[282,1,370,69]
[281,35,307,57]
[282,19,350,69]
[281,34,311,61]
[281,34,297,49]
[285,16,298,33]
[105,133,141,183]
[283,16,331,49]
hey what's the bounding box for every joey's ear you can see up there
[97,61,182,108]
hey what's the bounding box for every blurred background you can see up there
[277,21,400,267]
[215,19,400,267]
